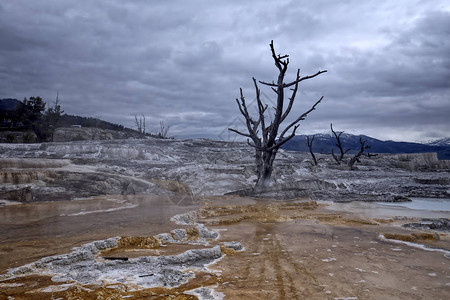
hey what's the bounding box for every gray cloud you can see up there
[0,0,449,142]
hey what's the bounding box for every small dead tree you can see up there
[89,116,101,140]
[306,135,319,166]
[330,123,350,164]
[229,40,327,189]
[158,120,170,138]
[134,114,146,135]
[45,92,64,142]
[348,138,370,170]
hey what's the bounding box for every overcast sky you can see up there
[1,0,449,142]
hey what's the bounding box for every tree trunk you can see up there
[255,149,276,189]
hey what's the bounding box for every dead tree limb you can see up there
[330,123,350,164]
[134,114,145,135]
[158,120,170,138]
[229,40,327,189]
[348,138,370,170]
[306,135,319,166]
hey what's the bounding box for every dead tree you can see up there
[348,138,369,170]
[229,40,327,189]
[306,135,319,166]
[45,92,64,142]
[134,114,146,135]
[89,116,101,140]
[330,123,350,164]
[158,120,170,138]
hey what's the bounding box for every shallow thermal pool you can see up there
[324,197,450,219]
[0,194,199,272]
[378,197,450,212]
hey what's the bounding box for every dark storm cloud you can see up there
[312,8,450,141]
[0,0,448,142]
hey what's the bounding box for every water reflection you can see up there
[324,198,450,219]
[0,194,198,272]
[378,197,450,212]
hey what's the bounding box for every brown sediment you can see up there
[198,198,450,299]
[100,236,161,258]
[168,228,201,242]
[220,245,238,255]
[100,227,208,258]
[1,228,224,299]
[200,200,318,218]
[383,232,440,243]
[2,196,450,299]
[0,272,222,299]
[301,212,380,226]
[341,218,380,226]
[203,215,252,226]
[198,200,383,227]
[199,200,319,226]
[150,179,193,195]
[373,218,395,224]
[117,236,161,249]
[184,227,200,240]
[0,170,58,184]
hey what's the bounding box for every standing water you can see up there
[378,197,450,212]
[0,194,198,272]
[324,198,450,219]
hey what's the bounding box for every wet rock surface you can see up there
[403,218,450,232]
[0,195,449,299]
[0,200,250,299]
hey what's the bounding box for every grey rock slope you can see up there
[0,138,449,203]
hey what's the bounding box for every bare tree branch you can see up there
[280,69,300,124]
[307,135,318,165]
[259,80,278,87]
[228,40,326,188]
[158,120,170,138]
[284,70,328,88]
[330,123,351,164]
[348,138,370,170]
[279,96,324,139]
[228,128,252,138]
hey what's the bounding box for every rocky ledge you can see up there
[403,218,450,232]
[0,138,449,203]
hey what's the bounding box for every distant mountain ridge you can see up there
[0,98,132,132]
[2,99,448,157]
[283,133,450,160]
[427,137,450,147]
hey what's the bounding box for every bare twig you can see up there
[307,135,318,165]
